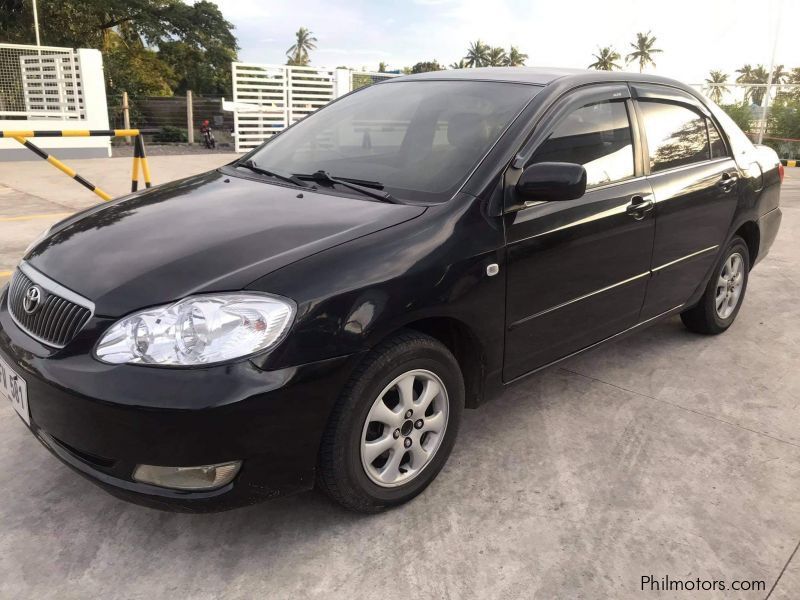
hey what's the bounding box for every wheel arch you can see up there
[374,316,487,409]
[734,220,760,269]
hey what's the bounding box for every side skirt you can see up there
[502,303,685,387]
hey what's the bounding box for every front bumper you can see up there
[0,284,361,512]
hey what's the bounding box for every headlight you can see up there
[95,293,295,366]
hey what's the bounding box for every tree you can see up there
[588,46,621,71]
[410,61,443,74]
[0,0,238,96]
[286,27,317,66]
[487,47,507,67]
[736,64,783,106]
[378,61,388,73]
[104,32,175,96]
[704,70,729,104]
[721,103,753,133]
[464,40,490,67]
[779,68,800,101]
[505,46,528,67]
[736,64,758,104]
[158,41,236,95]
[449,59,467,69]
[767,96,800,155]
[626,31,662,73]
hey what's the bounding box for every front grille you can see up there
[8,268,92,348]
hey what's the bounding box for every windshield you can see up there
[244,80,538,202]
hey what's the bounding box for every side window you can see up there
[639,101,710,172]
[707,118,727,159]
[529,100,635,188]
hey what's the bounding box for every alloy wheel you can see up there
[360,369,449,488]
[715,252,745,319]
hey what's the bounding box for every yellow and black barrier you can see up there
[0,129,157,201]
[781,159,798,168]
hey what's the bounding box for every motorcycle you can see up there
[200,120,216,150]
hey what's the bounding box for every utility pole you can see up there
[757,0,783,144]
[32,0,41,46]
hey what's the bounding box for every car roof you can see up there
[386,66,691,90]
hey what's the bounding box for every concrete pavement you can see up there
[0,158,798,598]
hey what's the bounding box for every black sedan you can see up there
[0,68,783,512]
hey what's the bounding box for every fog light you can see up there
[133,461,241,491]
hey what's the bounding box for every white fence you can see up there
[230,63,397,152]
[0,44,85,120]
[0,43,110,159]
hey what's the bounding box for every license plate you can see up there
[0,355,29,426]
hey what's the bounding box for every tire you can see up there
[680,236,750,335]
[317,331,464,513]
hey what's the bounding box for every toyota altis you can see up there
[0,68,782,512]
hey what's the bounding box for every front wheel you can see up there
[317,331,464,513]
[681,236,750,334]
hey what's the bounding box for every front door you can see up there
[504,86,655,381]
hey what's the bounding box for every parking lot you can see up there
[0,157,798,599]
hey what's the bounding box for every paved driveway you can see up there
[0,159,798,599]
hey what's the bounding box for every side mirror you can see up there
[515,162,587,203]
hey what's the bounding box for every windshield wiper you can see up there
[237,159,310,188]
[294,170,398,203]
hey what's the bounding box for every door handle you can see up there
[717,172,739,192]
[626,195,654,220]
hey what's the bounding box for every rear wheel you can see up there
[681,236,750,334]
[317,331,464,513]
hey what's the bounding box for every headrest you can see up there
[447,113,490,149]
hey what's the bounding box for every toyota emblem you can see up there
[22,285,43,314]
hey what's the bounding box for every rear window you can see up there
[639,101,709,172]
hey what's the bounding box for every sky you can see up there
[209,0,797,83]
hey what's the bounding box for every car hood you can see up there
[26,169,426,316]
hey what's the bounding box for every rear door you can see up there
[503,84,655,381]
[632,84,740,319]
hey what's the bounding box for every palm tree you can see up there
[735,64,752,103]
[748,65,771,105]
[505,46,528,67]
[464,40,490,67]
[286,27,317,66]
[588,46,621,71]
[449,59,467,69]
[487,47,507,67]
[735,64,754,83]
[625,31,662,73]
[743,65,789,106]
[704,70,729,104]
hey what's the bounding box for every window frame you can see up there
[527,99,640,190]
[629,83,732,175]
[706,116,730,160]
[513,83,645,191]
